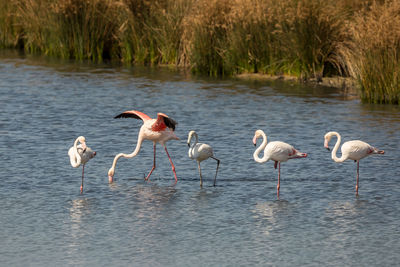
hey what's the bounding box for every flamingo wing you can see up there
[157,113,177,131]
[268,141,293,161]
[114,110,152,121]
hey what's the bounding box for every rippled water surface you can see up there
[1,52,400,266]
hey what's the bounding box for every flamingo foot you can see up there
[80,186,83,194]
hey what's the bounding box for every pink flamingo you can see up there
[253,129,307,198]
[108,110,179,183]
[68,136,96,193]
[324,131,384,196]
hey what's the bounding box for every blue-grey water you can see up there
[1,52,399,266]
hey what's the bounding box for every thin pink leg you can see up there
[164,146,177,183]
[277,162,280,199]
[80,165,84,194]
[356,160,359,196]
[145,143,156,181]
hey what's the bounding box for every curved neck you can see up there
[330,132,346,162]
[189,132,198,148]
[109,134,144,173]
[253,131,269,163]
[70,138,82,167]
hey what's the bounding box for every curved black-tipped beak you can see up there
[325,147,330,151]
[187,143,190,147]
[253,143,256,147]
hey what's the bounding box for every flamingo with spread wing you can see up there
[108,110,179,183]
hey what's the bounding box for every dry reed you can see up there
[0,0,399,103]
[339,0,400,104]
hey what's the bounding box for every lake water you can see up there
[1,52,399,266]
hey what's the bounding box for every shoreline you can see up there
[236,73,359,98]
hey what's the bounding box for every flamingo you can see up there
[187,130,220,187]
[68,136,96,193]
[324,131,384,196]
[108,110,179,183]
[253,129,307,198]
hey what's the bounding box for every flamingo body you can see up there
[261,141,303,163]
[108,110,179,183]
[253,129,307,198]
[324,131,384,196]
[188,143,213,162]
[187,130,220,187]
[68,136,96,193]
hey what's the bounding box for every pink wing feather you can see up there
[114,110,152,121]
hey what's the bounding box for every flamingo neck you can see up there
[189,132,198,148]
[330,132,346,163]
[188,132,198,159]
[253,131,269,163]
[108,134,144,177]
[70,137,82,167]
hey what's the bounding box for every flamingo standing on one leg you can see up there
[68,136,96,193]
[252,129,307,198]
[187,130,220,187]
[108,110,179,183]
[324,131,384,196]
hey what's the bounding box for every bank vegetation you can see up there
[1,0,399,104]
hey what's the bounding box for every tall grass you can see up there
[0,0,399,103]
[181,0,232,75]
[225,0,278,74]
[120,0,191,65]
[339,0,400,104]
[274,0,347,80]
[0,1,21,48]
[14,0,124,61]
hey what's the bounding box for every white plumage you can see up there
[253,129,307,198]
[187,130,220,187]
[324,131,384,196]
[68,136,96,193]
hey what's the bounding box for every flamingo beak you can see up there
[187,143,190,147]
[324,139,330,151]
[252,136,257,146]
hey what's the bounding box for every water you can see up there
[1,52,399,266]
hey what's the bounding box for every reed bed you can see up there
[0,0,399,104]
[339,0,400,104]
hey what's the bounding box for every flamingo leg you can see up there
[211,157,220,187]
[356,160,359,196]
[145,143,156,181]
[277,162,281,199]
[197,161,203,187]
[164,146,178,183]
[80,165,85,194]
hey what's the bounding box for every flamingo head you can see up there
[108,168,114,183]
[187,130,197,147]
[252,130,264,146]
[78,136,87,150]
[324,133,332,151]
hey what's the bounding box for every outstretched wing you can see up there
[156,113,177,131]
[114,110,152,121]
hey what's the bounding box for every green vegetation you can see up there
[0,0,399,104]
